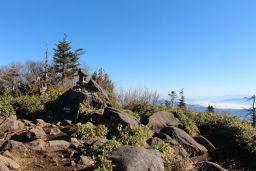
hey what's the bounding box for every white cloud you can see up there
[187,101,250,110]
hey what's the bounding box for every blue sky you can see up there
[1,0,256,98]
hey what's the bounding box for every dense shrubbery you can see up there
[170,108,199,135]
[131,102,166,117]
[0,92,60,117]
[194,112,256,156]
[148,142,177,171]
[12,93,60,115]
[116,124,153,146]
[70,124,108,139]
[171,108,256,161]
[0,94,16,117]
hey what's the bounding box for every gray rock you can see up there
[63,120,73,125]
[194,161,227,171]
[0,140,6,148]
[110,145,164,171]
[103,107,139,129]
[1,140,30,157]
[0,155,20,170]
[147,137,164,146]
[78,155,94,166]
[49,128,62,136]
[145,111,183,132]
[27,139,47,152]
[26,126,47,140]
[70,138,81,148]
[54,81,111,122]
[85,79,110,101]
[22,120,34,126]
[36,119,49,127]
[161,126,207,157]
[0,161,9,171]
[0,118,24,133]
[48,140,70,151]
[2,151,16,161]
[155,132,189,159]
[84,137,108,148]
[194,135,216,152]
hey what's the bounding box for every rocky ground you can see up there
[0,108,253,171]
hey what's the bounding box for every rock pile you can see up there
[0,108,229,171]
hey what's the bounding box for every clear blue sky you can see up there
[1,0,256,97]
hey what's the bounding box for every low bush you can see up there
[170,108,199,135]
[70,124,108,139]
[122,109,140,120]
[131,102,166,117]
[11,93,60,115]
[116,124,153,146]
[148,142,176,170]
[0,94,16,117]
[194,112,256,157]
[93,139,121,171]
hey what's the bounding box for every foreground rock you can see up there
[110,145,164,171]
[103,107,139,129]
[161,126,207,157]
[27,139,47,152]
[26,126,47,140]
[48,140,70,152]
[194,161,227,171]
[0,155,20,170]
[1,140,30,157]
[144,111,183,132]
[0,116,24,133]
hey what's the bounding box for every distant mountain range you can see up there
[186,95,252,120]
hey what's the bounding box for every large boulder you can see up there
[193,135,216,152]
[160,126,207,157]
[103,107,139,129]
[54,80,111,122]
[0,155,20,170]
[0,117,24,133]
[144,111,183,132]
[26,139,47,152]
[194,161,227,171]
[110,145,164,171]
[26,126,47,140]
[1,140,30,157]
[48,140,70,152]
[85,79,110,102]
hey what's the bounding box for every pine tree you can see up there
[178,88,186,108]
[1,65,20,94]
[207,105,214,113]
[53,34,85,82]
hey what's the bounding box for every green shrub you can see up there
[149,143,175,170]
[70,124,108,139]
[12,93,60,115]
[131,102,166,117]
[116,124,153,146]
[93,139,121,171]
[170,108,199,135]
[0,94,16,117]
[193,112,256,157]
[107,91,122,110]
[122,109,140,120]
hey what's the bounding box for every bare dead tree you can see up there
[115,87,160,108]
